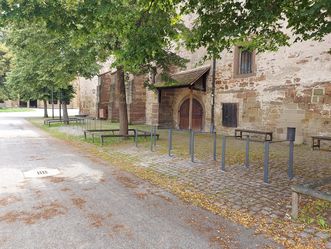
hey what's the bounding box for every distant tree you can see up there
[0,1,187,134]
[58,85,75,123]
[4,22,100,119]
[0,41,12,102]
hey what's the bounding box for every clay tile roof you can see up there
[155,66,210,89]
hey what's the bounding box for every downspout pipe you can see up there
[210,57,216,132]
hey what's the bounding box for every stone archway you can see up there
[179,98,203,130]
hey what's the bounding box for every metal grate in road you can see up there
[23,168,60,178]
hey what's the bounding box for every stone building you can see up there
[2,79,80,109]
[77,35,330,144]
[78,69,146,124]
[146,35,331,144]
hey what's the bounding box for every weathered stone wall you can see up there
[107,73,119,122]
[3,100,18,108]
[98,72,112,119]
[212,35,331,143]
[78,76,99,117]
[146,35,331,144]
[96,72,146,124]
[129,75,146,124]
[145,88,159,126]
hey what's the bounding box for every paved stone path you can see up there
[117,131,331,246]
[0,114,283,249]
[80,127,329,247]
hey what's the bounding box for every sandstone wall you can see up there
[146,35,331,144]
[78,76,99,117]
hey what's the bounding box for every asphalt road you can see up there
[0,112,283,249]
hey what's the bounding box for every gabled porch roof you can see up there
[155,65,210,90]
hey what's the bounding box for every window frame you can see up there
[222,103,238,128]
[233,46,256,78]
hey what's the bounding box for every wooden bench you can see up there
[235,129,273,141]
[291,177,331,219]
[312,135,331,150]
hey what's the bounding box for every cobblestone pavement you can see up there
[49,124,331,248]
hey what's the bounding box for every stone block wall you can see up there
[145,88,159,126]
[146,34,331,143]
[212,35,331,143]
[129,75,146,124]
[78,76,98,116]
[98,72,112,118]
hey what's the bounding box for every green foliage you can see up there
[299,199,330,230]
[0,42,11,83]
[59,85,75,103]
[181,0,330,57]
[0,107,33,112]
[317,216,328,229]
[0,41,12,100]
[3,22,100,102]
[0,0,187,76]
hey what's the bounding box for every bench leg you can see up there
[313,139,321,150]
[291,192,299,219]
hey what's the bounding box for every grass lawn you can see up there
[0,107,34,112]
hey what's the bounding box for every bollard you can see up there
[150,127,154,151]
[288,140,294,179]
[291,192,299,219]
[135,129,138,147]
[213,132,217,161]
[263,141,270,183]
[221,135,226,171]
[245,135,250,168]
[189,129,193,155]
[153,126,157,146]
[287,127,296,180]
[168,129,173,156]
[191,131,195,162]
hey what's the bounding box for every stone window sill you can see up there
[233,72,256,79]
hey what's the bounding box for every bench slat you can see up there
[312,136,331,140]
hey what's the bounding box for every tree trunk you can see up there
[117,66,128,135]
[62,101,69,124]
[43,99,48,118]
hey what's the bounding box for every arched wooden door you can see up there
[179,98,203,130]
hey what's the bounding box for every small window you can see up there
[234,47,255,77]
[222,103,238,127]
[239,49,253,74]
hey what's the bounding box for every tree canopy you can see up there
[182,0,331,57]
[0,40,12,100]
[0,1,187,75]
